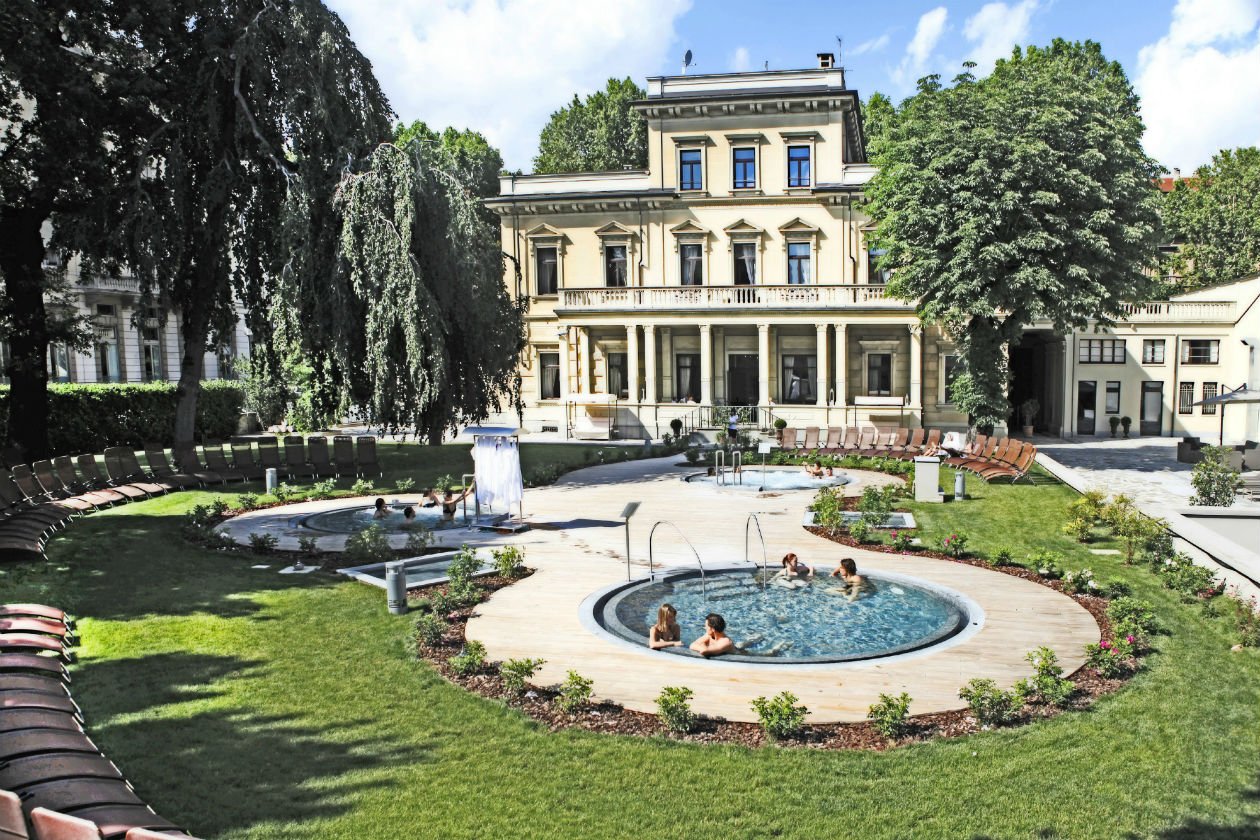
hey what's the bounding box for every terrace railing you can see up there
[557,284,914,313]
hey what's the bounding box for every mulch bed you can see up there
[405,554,1139,751]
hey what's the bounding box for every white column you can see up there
[834,324,848,406]
[577,327,591,394]
[816,323,829,407]
[643,324,657,404]
[909,324,923,408]
[627,324,640,403]
[557,328,571,403]
[699,324,713,405]
[757,323,771,407]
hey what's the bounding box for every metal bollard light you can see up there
[954,469,966,501]
[265,467,278,495]
[385,561,408,615]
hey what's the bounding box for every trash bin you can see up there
[386,561,408,615]
[265,467,278,495]
[954,469,966,501]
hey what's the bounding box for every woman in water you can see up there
[649,603,683,650]
[401,506,417,527]
[372,498,389,519]
[778,552,813,579]
[426,486,473,522]
[829,557,874,602]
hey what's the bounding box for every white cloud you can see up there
[730,46,751,72]
[325,0,692,172]
[850,33,890,57]
[1135,0,1260,171]
[892,6,948,87]
[962,0,1038,72]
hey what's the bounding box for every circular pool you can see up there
[684,468,852,492]
[299,501,466,533]
[591,566,977,664]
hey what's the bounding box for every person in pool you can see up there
[425,486,474,522]
[649,603,683,650]
[401,506,417,527]
[690,612,735,657]
[829,557,874,602]
[372,498,389,519]
[777,552,814,580]
[805,461,825,478]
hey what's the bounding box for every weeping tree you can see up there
[116,0,390,444]
[333,141,524,442]
[866,40,1162,429]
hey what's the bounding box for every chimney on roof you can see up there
[1173,167,1181,179]
[817,52,835,69]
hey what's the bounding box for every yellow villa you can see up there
[487,57,1260,447]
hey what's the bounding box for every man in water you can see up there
[690,613,735,657]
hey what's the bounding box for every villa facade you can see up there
[489,59,1260,446]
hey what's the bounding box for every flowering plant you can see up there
[941,532,968,558]
[1085,636,1136,678]
[1061,568,1098,595]
[890,530,913,552]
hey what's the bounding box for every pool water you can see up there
[685,469,852,492]
[601,567,970,663]
[301,502,465,533]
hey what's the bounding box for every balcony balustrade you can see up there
[556,284,913,313]
[1117,300,1235,323]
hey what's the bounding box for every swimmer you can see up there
[777,552,814,580]
[690,613,735,657]
[372,498,388,519]
[649,603,683,650]
[829,557,874,602]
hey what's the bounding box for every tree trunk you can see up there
[174,314,208,446]
[0,207,53,460]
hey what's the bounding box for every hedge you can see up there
[0,381,246,456]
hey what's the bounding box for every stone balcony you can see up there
[1117,300,1235,323]
[555,284,915,314]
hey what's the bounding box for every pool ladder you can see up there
[714,449,743,486]
[647,520,707,598]
[745,513,769,591]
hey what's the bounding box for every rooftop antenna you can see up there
[682,49,693,75]
[763,60,768,71]
[836,36,843,65]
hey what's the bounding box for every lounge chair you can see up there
[855,429,879,457]
[945,435,987,468]
[0,728,100,762]
[257,439,283,473]
[0,606,67,624]
[138,447,201,490]
[839,428,860,453]
[0,619,71,641]
[283,437,315,479]
[0,689,80,717]
[307,437,337,478]
[51,459,125,507]
[37,804,183,840]
[0,655,67,681]
[820,428,843,453]
[74,456,146,502]
[11,466,92,515]
[169,445,224,486]
[355,436,383,478]
[19,777,145,815]
[801,427,820,452]
[102,450,167,496]
[0,635,69,659]
[0,475,70,527]
[228,440,265,481]
[0,788,27,840]
[778,428,798,450]
[28,807,102,840]
[32,462,115,512]
[199,444,244,483]
[894,429,926,459]
[332,436,357,477]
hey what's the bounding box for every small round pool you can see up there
[685,468,852,492]
[300,501,466,533]
[591,566,977,664]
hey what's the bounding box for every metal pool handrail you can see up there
[745,513,768,590]
[647,520,707,598]
[461,472,476,528]
[714,449,725,485]
[733,450,743,484]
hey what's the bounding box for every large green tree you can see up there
[333,141,524,442]
[533,77,647,174]
[0,1,157,458]
[866,41,1162,428]
[1163,147,1260,290]
[115,0,391,444]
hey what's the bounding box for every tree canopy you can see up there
[533,77,647,174]
[865,40,1162,428]
[1162,147,1260,291]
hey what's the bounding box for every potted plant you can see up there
[1108,416,1121,437]
[670,418,683,447]
[773,417,787,442]
[1019,398,1040,437]
[1120,416,1132,438]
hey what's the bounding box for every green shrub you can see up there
[751,692,808,740]
[941,532,968,557]
[1015,647,1075,707]
[1099,580,1132,599]
[1143,528,1176,568]
[448,640,486,675]
[556,670,594,714]
[272,482,298,502]
[848,520,871,543]
[889,530,913,552]
[1107,597,1159,637]
[684,447,700,464]
[296,535,320,556]
[991,546,1016,567]
[1190,445,1241,506]
[209,498,230,518]
[247,532,278,552]
[867,692,912,740]
[1085,637,1136,678]
[1030,551,1063,579]
[656,686,696,733]
[500,657,544,696]
[404,528,433,555]
[309,479,337,500]
[1062,517,1093,543]
[857,485,895,528]
[350,478,374,495]
[344,524,393,567]
[811,486,845,535]
[237,492,260,511]
[1060,568,1098,595]
[1227,594,1260,647]
[396,477,417,493]
[427,590,458,617]
[1158,553,1222,601]
[958,678,1021,727]
[491,545,526,579]
[1068,489,1107,523]
[671,418,684,437]
[412,612,448,648]
[433,474,453,495]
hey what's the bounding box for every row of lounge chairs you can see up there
[0,436,385,562]
[778,426,1037,482]
[0,603,196,839]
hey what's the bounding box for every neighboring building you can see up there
[0,251,250,387]
[487,57,1260,445]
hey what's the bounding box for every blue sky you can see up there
[327,0,1260,173]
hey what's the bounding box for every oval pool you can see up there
[590,566,977,664]
[684,468,852,492]
[300,501,465,533]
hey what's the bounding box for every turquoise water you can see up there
[686,470,852,492]
[301,502,464,533]
[606,568,968,662]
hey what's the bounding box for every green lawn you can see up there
[4,444,1258,839]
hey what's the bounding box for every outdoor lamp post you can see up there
[620,501,641,580]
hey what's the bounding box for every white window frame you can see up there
[1180,338,1220,365]
[786,144,812,188]
[731,240,759,285]
[785,240,812,285]
[1142,339,1166,365]
[678,146,705,192]
[140,307,165,382]
[526,227,566,298]
[859,339,900,397]
[538,349,561,401]
[94,303,123,383]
